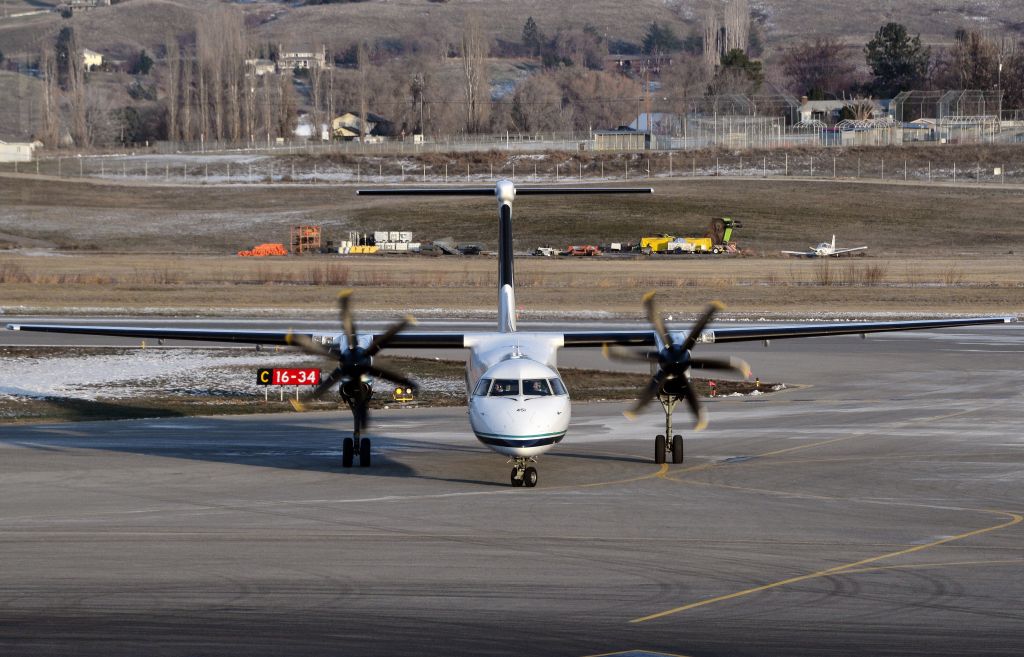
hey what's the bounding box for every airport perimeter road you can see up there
[0,324,1021,656]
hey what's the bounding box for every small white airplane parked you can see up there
[782,235,868,258]
[6,182,1010,487]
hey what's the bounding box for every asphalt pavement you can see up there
[0,323,1021,656]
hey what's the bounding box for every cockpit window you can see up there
[522,379,552,396]
[548,378,567,396]
[473,378,492,396]
[489,379,520,396]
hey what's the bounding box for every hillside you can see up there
[2,0,1023,64]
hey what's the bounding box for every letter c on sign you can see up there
[257,368,272,385]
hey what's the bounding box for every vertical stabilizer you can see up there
[831,234,836,251]
[498,201,516,332]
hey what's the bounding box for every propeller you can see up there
[286,290,417,433]
[606,293,751,431]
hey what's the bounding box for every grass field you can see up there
[1,173,1022,317]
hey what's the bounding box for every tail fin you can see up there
[498,202,516,332]
[831,234,836,251]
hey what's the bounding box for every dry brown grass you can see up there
[1,253,1021,317]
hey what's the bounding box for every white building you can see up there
[0,141,39,163]
[82,48,104,69]
[278,45,327,71]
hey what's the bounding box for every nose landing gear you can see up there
[510,457,538,488]
[656,393,686,464]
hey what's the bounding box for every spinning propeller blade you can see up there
[616,294,745,430]
[285,292,417,434]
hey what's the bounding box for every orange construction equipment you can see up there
[238,243,289,257]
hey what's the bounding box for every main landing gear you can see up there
[341,433,372,468]
[510,457,538,488]
[653,393,686,465]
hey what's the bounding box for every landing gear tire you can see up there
[523,467,538,488]
[342,437,354,468]
[511,469,524,487]
[655,434,667,464]
[672,434,684,464]
[358,437,371,467]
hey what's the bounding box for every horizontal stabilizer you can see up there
[357,186,653,196]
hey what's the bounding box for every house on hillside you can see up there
[331,112,393,141]
[0,140,40,163]
[278,45,327,71]
[69,0,112,9]
[82,49,104,70]
[605,54,672,75]
[245,58,276,77]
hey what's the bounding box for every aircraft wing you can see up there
[560,316,1011,348]
[4,323,469,349]
[831,246,868,255]
[7,317,1011,350]
[781,250,813,256]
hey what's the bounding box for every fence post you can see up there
[953,162,956,183]
[833,156,836,179]
[810,156,813,177]
[79,158,83,176]
[880,159,884,180]
[668,152,672,176]
[763,156,767,178]
[692,157,696,176]
[716,157,719,176]
[784,153,787,176]
[904,159,907,181]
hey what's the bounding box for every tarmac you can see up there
[1,323,1022,656]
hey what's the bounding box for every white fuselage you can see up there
[463,332,571,457]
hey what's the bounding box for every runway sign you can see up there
[257,368,320,386]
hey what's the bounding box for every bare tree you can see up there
[511,72,566,134]
[460,12,490,133]
[723,0,750,54]
[39,48,61,146]
[782,38,857,98]
[181,51,194,141]
[357,42,369,141]
[701,8,720,77]
[952,30,999,89]
[276,73,297,138]
[65,29,88,147]
[165,34,180,143]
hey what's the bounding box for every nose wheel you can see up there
[510,458,538,488]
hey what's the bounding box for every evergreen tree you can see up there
[864,22,930,96]
[642,22,682,55]
[522,16,544,56]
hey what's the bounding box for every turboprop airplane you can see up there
[782,234,868,257]
[5,181,1011,488]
